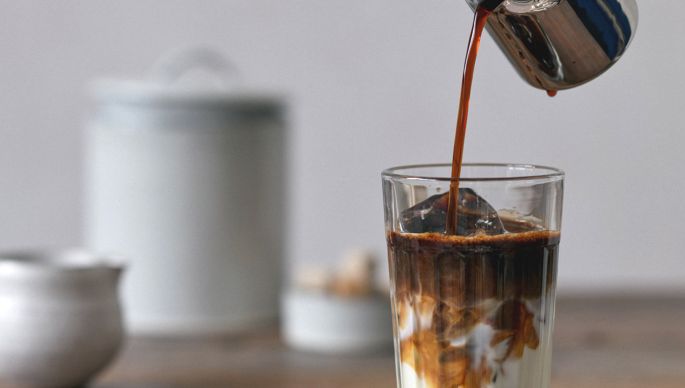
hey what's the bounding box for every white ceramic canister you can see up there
[85,49,286,335]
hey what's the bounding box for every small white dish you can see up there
[281,289,393,354]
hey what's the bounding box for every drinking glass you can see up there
[382,163,564,388]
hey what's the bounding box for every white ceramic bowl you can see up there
[281,289,393,353]
[0,249,125,388]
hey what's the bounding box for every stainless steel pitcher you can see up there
[468,0,638,91]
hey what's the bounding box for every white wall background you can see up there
[0,0,681,293]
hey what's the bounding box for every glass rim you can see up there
[381,163,565,182]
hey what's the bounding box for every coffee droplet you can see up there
[546,90,557,97]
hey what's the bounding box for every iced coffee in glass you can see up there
[382,163,563,388]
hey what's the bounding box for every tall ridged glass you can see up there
[382,164,564,388]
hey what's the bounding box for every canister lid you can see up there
[91,48,284,116]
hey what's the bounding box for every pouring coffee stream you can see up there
[445,3,498,235]
[446,0,637,235]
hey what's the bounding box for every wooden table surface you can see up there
[96,296,685,388]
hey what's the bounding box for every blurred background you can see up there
[0,1,684,387]
[0,0,681,294]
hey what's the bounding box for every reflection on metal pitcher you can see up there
[467,0,638,90]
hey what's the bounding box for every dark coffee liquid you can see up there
[387,230,559,387]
